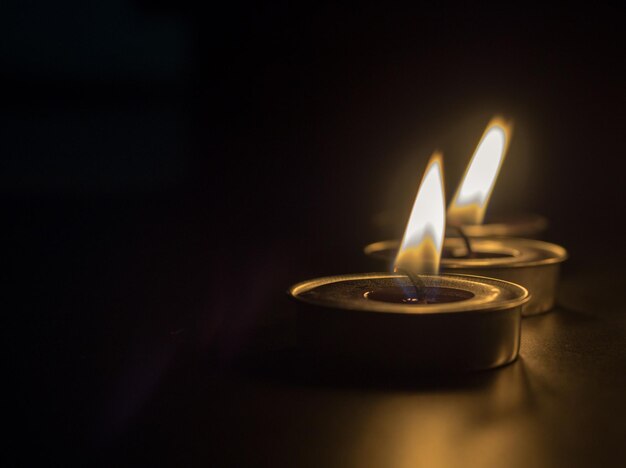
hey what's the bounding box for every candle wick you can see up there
[452,225,475,258]
[396,268,427,302]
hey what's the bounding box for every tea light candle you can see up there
[289,153,529,372]
[289,273,528,372]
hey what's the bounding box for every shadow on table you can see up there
[235,344,537,397]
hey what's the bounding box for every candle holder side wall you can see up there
[294,301,522,373]
[445,264,559,316]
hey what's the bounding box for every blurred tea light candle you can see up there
[364,119,567,316]
[289,153,528,373]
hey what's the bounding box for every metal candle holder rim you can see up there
[289,273,529,315]
[364,238,568,269]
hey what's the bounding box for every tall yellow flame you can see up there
[394,152,446,275]
[447,117,513,226]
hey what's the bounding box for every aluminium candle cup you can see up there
[364,237,568,316]
[288,273,529,373]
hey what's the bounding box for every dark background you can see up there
[5,2,625,466]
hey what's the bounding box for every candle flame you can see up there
[394,152,445,275]
[447,117,513,225]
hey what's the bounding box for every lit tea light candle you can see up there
[447,117,546,238]
[289,154,529,372]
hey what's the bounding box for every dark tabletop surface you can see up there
[4,2,625,466]
[8,198,626,467]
